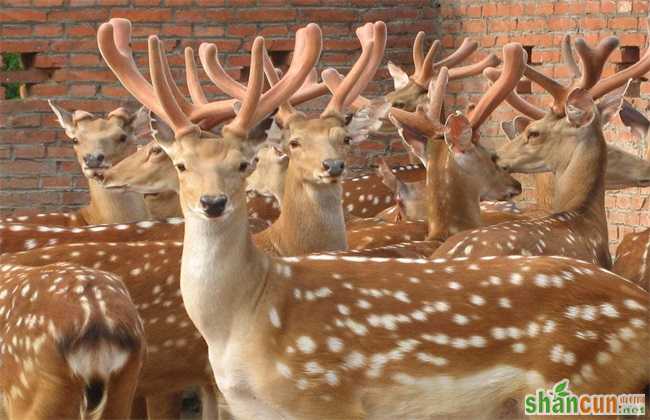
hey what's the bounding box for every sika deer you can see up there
[122,29,649,418]
[1,105,151,227]
[0,262,144,419]
[434,31,650,268]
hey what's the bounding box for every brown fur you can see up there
[0,263,144,420]
[613,229,650,292]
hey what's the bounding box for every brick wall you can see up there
[438,0,650,250]
[0,0,436,216]
[2,0,650,250]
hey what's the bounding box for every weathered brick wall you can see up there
[438,0,650,250]
[0,0,436,216]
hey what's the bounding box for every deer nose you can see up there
[83,154,105,168]
[322,159,345,177]
[200,194,228,217]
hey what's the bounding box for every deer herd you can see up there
[1,15,650,420]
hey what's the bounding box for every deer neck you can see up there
[144,191,183,219]
[551,124,607,226]
[534,173,555,212]
[81,179,150,224]
[181,200,270,351]
[266,166,347,255]
[426,141,481,241]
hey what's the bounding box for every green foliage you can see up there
[2,52,24,100]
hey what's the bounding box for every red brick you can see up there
[47,146,76,158]
[1,25,32,37]
[110,8,172,21]
[609,16,638,30]
[30,84,67,97]
[67,24,96,37]
[0,10,47,22]
[301,9,356,22]
[42,176,73,188]
[48,9,109,21]
[0,177,40,190]
[1,40,49,53]
[238,8,297,21]
[34,24,63,37]
[68,85,98,97]
[13,146,45,159]
[175,10,232,22]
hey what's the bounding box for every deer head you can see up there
[103,140,178,194]
[492,26,650,210]
[245,145,289,204]
[385,33,499,111]
[376,158,427,221]
[49,102,149,180]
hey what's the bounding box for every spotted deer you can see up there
[0,105,151,227]
[434,32,650,268]
[218,21,388,255]
[329,45,523,254]
[0,262,144,419]
[116,27,650,418]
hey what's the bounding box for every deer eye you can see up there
[72,138,79,145]
[527,130,540,139]
[119,134,128,143]
[239,162,249,172]
[151,147,162,155]
[289,139,300,148]
[343,136,352,145]
[253,157,260,164]
[176,163,186,172]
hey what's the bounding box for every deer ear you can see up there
[500,116,532,141]
[149,113,175,149]
[597,80,631,126]
[565,88,595,128]
[444,112,474,153]
[619,100,650,140]
[129,106,152,132]
[346,99,391,144]
[376,159,398,192]
[388,61,410,90]
[49,100,76,138]
[389,113,429,165]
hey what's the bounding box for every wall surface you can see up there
[0,0,435,215]
[1,0,650,250]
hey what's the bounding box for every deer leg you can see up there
[145,392,184,420]
[200,385,219,420]
[102,353,144,420]
[131,396,148,419]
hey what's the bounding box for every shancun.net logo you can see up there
[524,379,646,416]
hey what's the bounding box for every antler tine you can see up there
[562,34,582,82]
[289,68,330,105]
[434,38,479,70]
[523,65,569,114]
[223,37,265,139]
[322,23,374,118]
[389,68,449,137]
[149,36,199,137]
[468,43,526,129]
[185,47,208,105]
[590,18,650,99]
[97,19,168,123]
[575,36,619,90]
[425,66,449,124]
[411,34,441,88]
[262,46,297,126]
[448,53,501,80]
[343,21,387,108]
[199,42,248,100]
[321,68,371,110]
[254,23,322,124]
[484,67,546,120]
